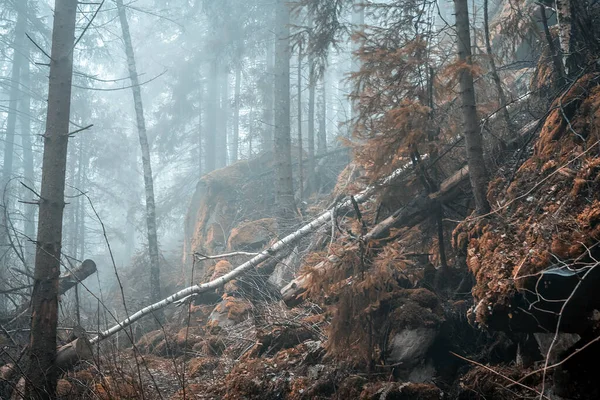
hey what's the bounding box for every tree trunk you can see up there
[76,141,86,260]
[205,59,218,173]
[24,1,77,398]
[539,4,566,87]
[19,1,35,267]
[483,0,512,135]
[307,58,316,194]
[2,4,26,195]
[217,68,228,168]
[453,0,491,214]
[262,36,275,151]
[0,2,27,284]
[274,0,296,228]
[232,63,241,164]
[19,28,37,268]
[297,45,304,201]
[351,0,364,123]
[248,106,254,156]
[318,78,327,155]
[198,81,204,176]
[555,0,572,75]
[116,0,162,305]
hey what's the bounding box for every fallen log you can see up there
[56,337,93,371]
[1,260,97,327]
[281,119,540,307]
[281,165,471,306]
[88,163,412,345]
[58,259,97,295]
[83,117,541,346]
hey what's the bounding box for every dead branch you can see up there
[450,352,550,399]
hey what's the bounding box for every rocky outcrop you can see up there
[227,218,277,251]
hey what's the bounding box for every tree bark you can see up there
[317,77,327,155]
[24,1,77,398]
[307,57,316,194]
[0,1,27,287]
[116,0,162,305]
[58,260,96,295]
[205,59,218,173]
[262,35,275,151]
[232,63,241,164]
[55,337,92,372]
[19,5,35,268]
[483,0,513,134]
[198,81,204,176]
[217,68,228,168]
[297,45,304,201]
[274,0,296,228]
[2,4,26,194]
[539,4,566,87]
[454,0,491,214]
[555,0,572,75]
[350,0,364,123]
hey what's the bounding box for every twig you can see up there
[450,352,550,399]
[25,33,51,59]
[67,124,94,137]
[539,250,600,398]
[73,0,105,50]
[509,333,600,388]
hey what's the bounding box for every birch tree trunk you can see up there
[87,160,412,346]
[538,4,566,87]
[116,0,162,305]
[555,0,572,75]
[274,0,296,227]
[453,0,491,214]
[24,0,77,397]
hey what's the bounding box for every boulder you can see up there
[227,218,276,251]
[268,245,300,289]
[207,296,252,332]
[387,327,437,367]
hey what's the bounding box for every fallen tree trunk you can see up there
[281,165,471,306]
[59,259,97,295]
[1,260,97,327]
[86,117,541,346]
[281,119,540,306]
[56,337,93,371]
[89,165,411,345]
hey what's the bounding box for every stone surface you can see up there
[227,218,276,251]
[387,327,437,366]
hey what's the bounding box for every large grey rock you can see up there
[408,359,436,383]
[387,327,437,366]
[268,246,300,289]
